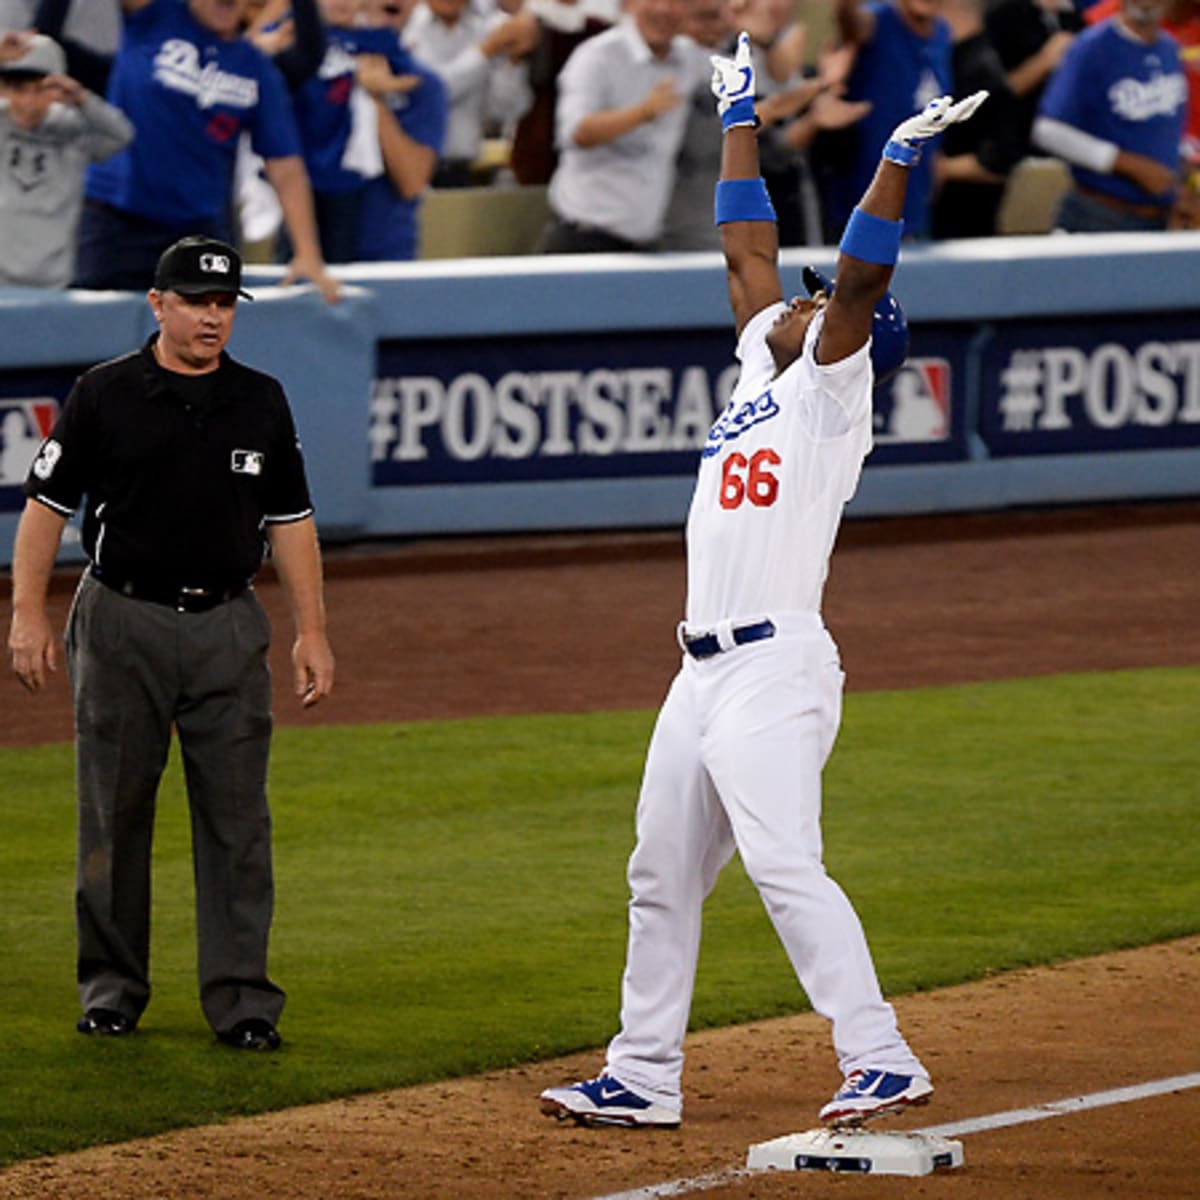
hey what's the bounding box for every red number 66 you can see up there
[719,448,781,510]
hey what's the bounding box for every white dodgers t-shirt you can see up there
[684,302,873,629]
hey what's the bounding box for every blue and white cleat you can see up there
[819,1070,933,1126]
[539,1075,681,1128]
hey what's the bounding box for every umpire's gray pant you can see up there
[65,573,285,1034]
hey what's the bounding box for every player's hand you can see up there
[711,31,757,129]
[890,91,988,150]
[883,91,988,168]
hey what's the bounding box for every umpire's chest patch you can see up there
[231,449,265,476]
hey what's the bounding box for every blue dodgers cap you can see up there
[802,266,909,387]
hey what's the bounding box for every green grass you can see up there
[1,667,1196,1165]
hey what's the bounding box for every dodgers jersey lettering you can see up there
[86,0,299,225]
[685,304,873,628]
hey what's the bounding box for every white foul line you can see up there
[917,1071,1200,1139]
[588,1072,1200,1200]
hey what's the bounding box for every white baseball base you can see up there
[746,1127,965,1176]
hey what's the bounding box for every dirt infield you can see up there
[3,936,1197,1200]
[2,500,1198,1199]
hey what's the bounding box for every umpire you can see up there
[7,235,335,1051]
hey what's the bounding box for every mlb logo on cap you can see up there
[154,236,252,299]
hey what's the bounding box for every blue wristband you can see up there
[720,95,758,131]
[839,206,903,266]
[883,138,921,167]
[714,177,776,226]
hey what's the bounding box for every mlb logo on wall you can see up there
[0,397,58,488]
[875,358,951,444]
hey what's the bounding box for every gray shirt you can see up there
[548,19,708,245]
[0,93,133,288]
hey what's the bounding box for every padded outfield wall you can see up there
[1,231,1198,566]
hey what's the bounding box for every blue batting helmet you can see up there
[802,266,909,387]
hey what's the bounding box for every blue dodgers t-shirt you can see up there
[87,0,299,226]
[291,25,414,195]
[1039,20,1187,207]
[356,55,447,261]
[826,1,951,240]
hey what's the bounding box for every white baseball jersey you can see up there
[684,303,873,630]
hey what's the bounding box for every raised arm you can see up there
[712,33,783,335]
[818,91,988,367]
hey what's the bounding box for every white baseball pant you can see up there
[605,614,925,1111]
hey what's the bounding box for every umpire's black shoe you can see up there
[217,1018,282,1052]
[77,1008,134,1037]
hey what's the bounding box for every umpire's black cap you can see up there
[153,236,253,300]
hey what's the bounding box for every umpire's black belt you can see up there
[683,619,776,660]
[91,564,248,613]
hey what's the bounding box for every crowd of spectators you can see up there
[0,0,1196,292]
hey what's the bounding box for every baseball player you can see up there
[539,35,985,1129]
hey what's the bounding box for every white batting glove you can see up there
[711,32,757,131]
[883,90,989,167]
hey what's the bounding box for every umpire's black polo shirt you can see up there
[25,336,313,591]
